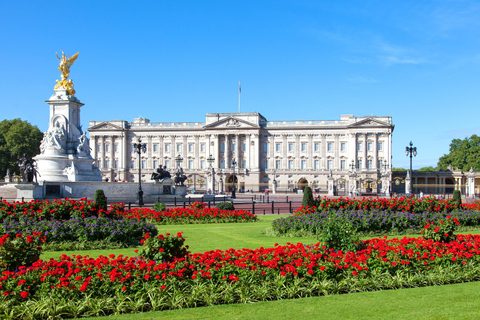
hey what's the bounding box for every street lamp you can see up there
[405,141,417,194]
[231,159,237,199]
[207,154,215,168]
[133,137,147,207]
[350,160,356,171]
[219,169,223,194]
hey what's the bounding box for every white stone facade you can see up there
[88,113,394,194]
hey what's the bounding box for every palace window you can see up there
[301,160,306,169]
[105,160,110,168]
[153,144,158,152]
[241,160,246,168]
[130,160,134,169]
[220,143,225,152]
[327,142,333,151]
[220,160,225,168]
[153,160,158,168]
[341,143,346,151]
[165,144,170,152]
[264,143,268,152]
[105,144,110,152]
[188,144,194,152]
[314,143,319,152]
[263,160,268,169]
[141,160,146,169]
[276,160,281,169]
[301,143,307,152]
[327,160,332,169]
[114,160,118,169]
[367,142,372,151]
[231,143,236,152]
[98,144,101,153]
[378,142,383,151]
[188,160,193,169]
[288,143,294,152]
[200,143,206,152]
[357,160,362,169]
[200,160,205,169]
[341,160,346,170]
[176,144,182,152]
[357,143,362,151]
[288,160,294,169]
[314,160,319,169]
[242,143,246,152]
[115,144,118,152]
[367,159,373,169]
[276,143,281,152]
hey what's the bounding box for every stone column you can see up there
[307,134,313,169]
[252,134,260,170]
[194,135,200,168]
[269,134,275,170]
[101,136,105,168]
[282,134,288,169]
[295,134,300,169]
[321,134,327,169]
[225,134,230,168]
[235,134,240,167]
[334,133,340,169]
[147,135,153,169]
[363,133,367,170]
[158,135,164,165]
[373,133,378,170]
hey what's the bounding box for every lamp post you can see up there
[272,169,277,194]
[133,137,147,207]
[219,169,223,194]
[405,141,417,194]
[231,159,237,199]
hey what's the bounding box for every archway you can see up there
[298,178,308,191]
[226,175,238,192]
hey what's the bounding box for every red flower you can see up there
[161,285,166,290]
[20,291,29,298]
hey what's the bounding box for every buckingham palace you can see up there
[88,112,394,194]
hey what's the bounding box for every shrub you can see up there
[94,189,107,211]
[138,232,189,263]
[302,186,315,207]
[216,201,235,210]
[153,202,166,211]
[0,232,46,270]
[110,202,125,212]
[453,190,462,203]
[317,215,362,252]
[422,215,460,243]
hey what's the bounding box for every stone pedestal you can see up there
[34,87,101,182]
[14,183,43,202]
[405,171,412,195]
[327,175,335,197]
[174,185,187,196]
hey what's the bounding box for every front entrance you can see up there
[226,175,238,192]
[298,178,308,191]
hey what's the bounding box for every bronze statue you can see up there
[150,165,171,180]
[16,154,38,183]
[54,51,79,96]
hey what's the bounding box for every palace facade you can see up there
[88,112,394,193]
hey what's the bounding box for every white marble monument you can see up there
[34,52,101,182]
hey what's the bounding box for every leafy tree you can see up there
[418,166,437,172]
[0,119,43,178]
[392,167,407,172]
[437,135,480,171]
[94,189,107,211]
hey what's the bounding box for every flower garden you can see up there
[1,196,480,319]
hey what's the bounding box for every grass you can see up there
[86,281,480,320]
[39,214,480,319]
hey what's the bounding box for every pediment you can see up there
[204,116,260,129]
[89,122,124,131]
[348,118,390,128]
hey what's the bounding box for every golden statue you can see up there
[54,51,79,96]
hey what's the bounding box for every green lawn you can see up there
[40,215,480,319]
[87,281,480,320]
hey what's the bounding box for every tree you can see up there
[302,186,315,207]
[437,135,480,172]
[392,167,407,172]
[418,166,437,172]
[0,119,43,178]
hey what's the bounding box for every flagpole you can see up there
[238,81,241,113]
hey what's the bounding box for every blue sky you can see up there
[1,1,479,169]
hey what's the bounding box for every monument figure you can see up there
[150,165,171,181]
[54,51,79,96]
[174,167,187,185]
[16,154,38,183]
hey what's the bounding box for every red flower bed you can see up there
[122,207,258,224]
[2,233,480,302]
[313,196,480,214]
